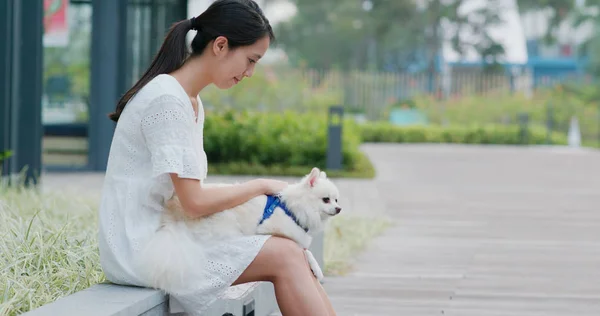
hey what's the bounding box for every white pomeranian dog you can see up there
[136,167,342,293]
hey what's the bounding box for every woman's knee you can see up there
[263,237,307,278]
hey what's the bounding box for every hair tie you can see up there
[189,16,200,31]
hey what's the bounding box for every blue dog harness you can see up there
[259,195,309,233]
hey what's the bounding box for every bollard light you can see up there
[327,105,344,170]
[518,112,530,144]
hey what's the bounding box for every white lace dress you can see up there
[97,74,270,315]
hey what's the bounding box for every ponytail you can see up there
[108,19,194,122]
[108,0,275,123]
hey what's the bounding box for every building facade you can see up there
[2,0,193,180]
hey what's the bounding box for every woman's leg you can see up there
[302,249,337,316]
[312,277,337,316]
[233,236,330,316]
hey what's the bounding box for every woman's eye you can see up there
[248,59,256,64]
[322,197,330,203]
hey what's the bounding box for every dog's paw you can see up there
[304,249,324,282]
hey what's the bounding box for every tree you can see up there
[274,0,507,73]
[441,0,507,71]
[273,0,421,70]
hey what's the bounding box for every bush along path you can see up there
[203,110,375,178]
[202,111,570,178]
[360,122,568,145]
[41,110,579,180]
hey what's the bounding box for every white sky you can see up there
[187,0,296,25]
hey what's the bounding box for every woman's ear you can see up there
[212,36,229,57]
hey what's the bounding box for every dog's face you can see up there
[306,169,342,218]
[284,167,342,230]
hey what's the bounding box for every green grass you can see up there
[323,214,392,276]
[0,187,104,316]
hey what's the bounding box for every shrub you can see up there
[360,123,568,145]
[203,110,372,177]
[0,150,12,163]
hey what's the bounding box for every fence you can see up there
[293,68,586,114]
[301,68,516,102]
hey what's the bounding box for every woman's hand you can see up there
[257,179,289,195]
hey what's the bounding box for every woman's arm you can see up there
[170,174,287,218]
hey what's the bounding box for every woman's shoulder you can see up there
[143,74,190,103]
[134,74,193,114]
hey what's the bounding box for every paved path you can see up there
[322,144,600,315]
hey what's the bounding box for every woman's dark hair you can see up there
[108,0,275,122]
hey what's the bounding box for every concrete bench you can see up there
[21,283,169,316]
[21,281,276,316]
[22,233,323,316]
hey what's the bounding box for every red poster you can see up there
[43,0,69,47]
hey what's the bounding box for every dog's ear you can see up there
[307,167,320,187]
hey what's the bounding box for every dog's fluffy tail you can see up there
[135,221,206,294]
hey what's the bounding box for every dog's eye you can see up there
[322,197,330,203]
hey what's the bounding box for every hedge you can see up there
[190,112,572,178]
[360,123,569,145]
[39,111,577,180]
[203,110,374,178]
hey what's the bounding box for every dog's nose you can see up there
[335,207,342,214]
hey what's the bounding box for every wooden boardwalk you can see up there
[323,144,600,316]
[41,144,600,315]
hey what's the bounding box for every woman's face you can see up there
[210,35,270,89]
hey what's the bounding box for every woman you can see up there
[97,0,336,315]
